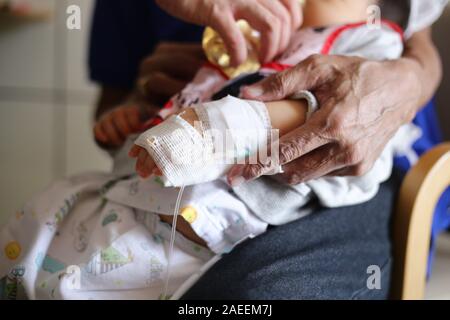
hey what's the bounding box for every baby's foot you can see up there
[131,96,275,187]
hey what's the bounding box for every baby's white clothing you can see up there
[0,173,267,300]
[104,175,268,254]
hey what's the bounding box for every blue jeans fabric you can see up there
[182,170,403,300]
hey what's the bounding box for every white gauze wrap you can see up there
[135,95,272,187]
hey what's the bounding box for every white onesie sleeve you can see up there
[328,22,403,61]
[405,0,448,38]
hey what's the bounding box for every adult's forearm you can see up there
[399,28,443,108]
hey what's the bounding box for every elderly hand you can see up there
[136,42,205,107]
[228,54,423,185]
[155,0,303,66]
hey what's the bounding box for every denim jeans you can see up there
[182,171,403,300]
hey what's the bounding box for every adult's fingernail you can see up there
[242,86,263,98]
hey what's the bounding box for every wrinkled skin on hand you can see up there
[228,54,422,185]
[155,0,303,66]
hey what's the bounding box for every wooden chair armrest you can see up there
[392,143,450,300]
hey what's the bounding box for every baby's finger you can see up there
[136,149,149,177]
[142,155,156,178]
[129,145,142,158]
[112,109,133,137]
[94,122,108,143]
[102,116,123,146]
[125,106,143,132]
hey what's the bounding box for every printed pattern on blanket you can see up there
[0,173,212,300]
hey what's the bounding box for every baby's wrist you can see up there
[134,96,272,187]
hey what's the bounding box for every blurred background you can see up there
[0,0,110,222]
[0,0,449,298]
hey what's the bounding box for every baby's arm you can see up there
[129,98,308,247]
[266,99,308,136]
[129,99,308,178]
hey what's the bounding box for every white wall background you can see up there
[0,0,111,226]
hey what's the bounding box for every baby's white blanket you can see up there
[0,172,214,300]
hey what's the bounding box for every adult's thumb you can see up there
[241,57,320,101]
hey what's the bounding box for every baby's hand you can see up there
[94,105,143,148]
[129,108,200,178]
[129,145,162,178]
